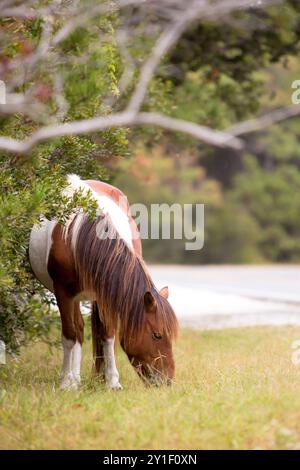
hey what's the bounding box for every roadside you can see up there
[149,265,300,329]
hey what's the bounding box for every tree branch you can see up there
[0,111,243,154]
[228,104,300,136]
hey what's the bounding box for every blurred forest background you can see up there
[1,0,300,351]
[113,58,300,265]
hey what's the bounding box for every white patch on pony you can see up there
[63,174,133,251]
[29,217,57,292]
[102,337,122,390]
[60,336,78,390]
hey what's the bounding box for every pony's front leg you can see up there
[103,336,122,390]
[72,301,84,386]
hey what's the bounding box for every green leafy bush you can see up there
[0,16,129,353]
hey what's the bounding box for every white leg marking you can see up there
[103,337,122,390]
[60,336,78,390]
[72,341,82,385]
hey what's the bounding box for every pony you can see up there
[29,175,178,390]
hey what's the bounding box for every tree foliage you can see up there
[167,1,300,123]
[0,15,129,353]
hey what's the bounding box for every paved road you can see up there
[149,265,300,329]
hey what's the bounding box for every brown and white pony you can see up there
[29,175,178,390]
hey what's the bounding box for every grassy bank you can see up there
[1,326,300,449]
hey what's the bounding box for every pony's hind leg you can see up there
[61,336,76,390]
[54,283,78,390]
[91,301,104,376]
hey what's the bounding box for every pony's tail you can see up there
[91,301,103,374]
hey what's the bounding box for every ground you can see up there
[1,326,300,450]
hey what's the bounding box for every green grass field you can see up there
[1,326,300,450]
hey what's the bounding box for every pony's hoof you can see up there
[107,381,123,391]
[60,374,79,391]
[61,382,79,391]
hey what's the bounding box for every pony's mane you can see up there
[67,212,178,344]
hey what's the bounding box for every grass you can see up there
[1,325,300,449]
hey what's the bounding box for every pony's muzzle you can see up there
[138,364,173,386]
[147,373,173,387]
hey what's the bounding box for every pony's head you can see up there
[121,286,178,385]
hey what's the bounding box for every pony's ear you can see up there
[159,286,169,299]
[144,291,157,312]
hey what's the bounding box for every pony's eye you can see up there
[152,332,162,340]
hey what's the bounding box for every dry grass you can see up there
[1,326,300,449]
